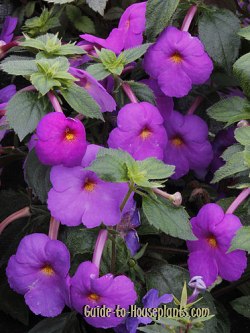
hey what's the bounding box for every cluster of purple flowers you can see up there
[6,233,138,328]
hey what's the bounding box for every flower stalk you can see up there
[153,188,182,206]
[48,217,60,240]
[0,207,31,235]
[122,82,138,104]
[92,229,108,272]
[48,91,63,113]
[186,96,203,115]
[226,188,250,214]
[181,5,198,32]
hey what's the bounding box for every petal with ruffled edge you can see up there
[215,249,247,282]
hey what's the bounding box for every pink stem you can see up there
[0,207,31,235]
[153,188,182,206]
[48,217,60,240]
[48,91,63,113]
[187,96,203,115]
[92,229,108,271]
[122,83,138,103]
[181,5,198,32]
[226,188,250,214]
[19,85,36,93]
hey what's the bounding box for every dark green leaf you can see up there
[198,9,240,72]
[231,296,250,319]
[126,81,156,104]
[142,195,195,240]
[146,0,180,41]
[66,5,95,33]
[24,149,52,203]
[7,92,52,141]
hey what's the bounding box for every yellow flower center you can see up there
[41,265,54,276]
[207,237,217,248]
[140,128,152,140]
[83,179,96,192]
[171,136,183,146]
[170,52,183,64]
[88,293,100,301]
[65,128,75,141]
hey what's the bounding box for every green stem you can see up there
[119,183,134,212]
[111,183,134,273]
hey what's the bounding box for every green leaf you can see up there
[207,97,250,126]
[61,226,97,257]
[24,149,52,203]
[87,148,174,187]
[23,8,60,37]
[212,151,248,183]
[28,312,82,333]
[139,324,171,332]
[86,0,109,16]
[7,92,52,141]
[122,43,152,65]
[231,296,250,319]
[86,63,110,80]
[235,126,250,146]
[0,56,37,75]
[238,26,250,40]
[125,81,156,104]
[31,72,61,95]
[132,158,174,187]
[98,48,125,75]
[233,53,250,97]
[198,9,240,72]
[229,226,250,253]
[0,273,29,325]
[66,5,95,33]
[61,83,103,120]
[146,0,180,41]
[142,195,195,240]
[86,152,130,182]
[221,144,243,161]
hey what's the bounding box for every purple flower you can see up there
[209,127,236,175]
[0,17,18,58]
[70,261,137,328]
[141,78,174,119]
[35,112,87,167]
[117,204,141,256]
[144,26,213,97]
[117,1,146,50]
[6,233,70,317]
[163,111,213,179]
[0,16,17,44]
[115,289,173,333]
[80,2,146,54]
[0,84,16,111]
[80,28,125,54]
[48,144,134,228]
[69,67,116,112]
[187,204,247,286]
[108,102,168,160]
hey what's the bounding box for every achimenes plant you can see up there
[0,0,250,332]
